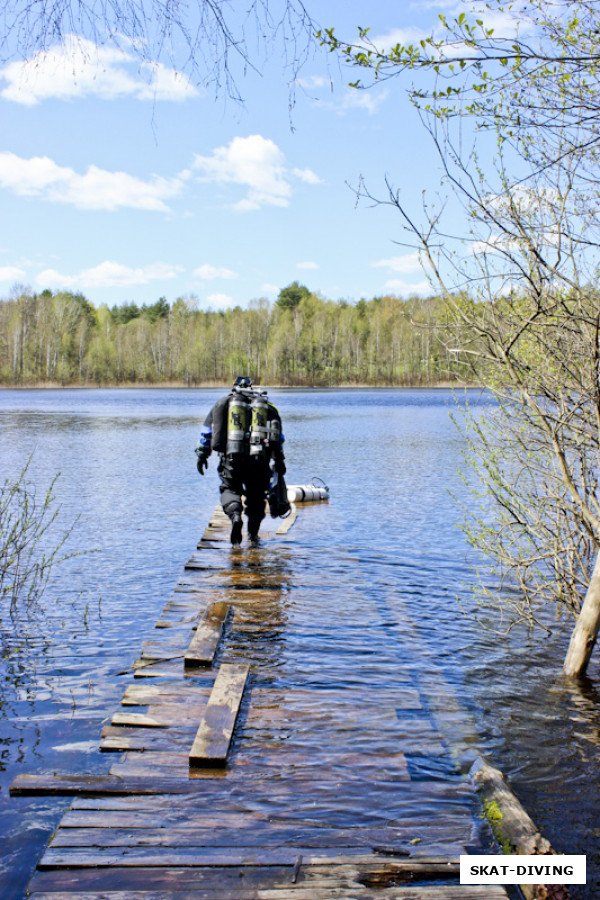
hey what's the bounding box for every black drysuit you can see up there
[196,391,285,536]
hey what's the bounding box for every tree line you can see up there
[0,282,472,387]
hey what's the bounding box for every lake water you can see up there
[0,388,599,898]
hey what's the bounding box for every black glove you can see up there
[275,456,286,475]
[196,453,208,475]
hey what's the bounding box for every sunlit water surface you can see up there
[0,388,599,899]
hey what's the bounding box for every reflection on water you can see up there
[0,388,599,899]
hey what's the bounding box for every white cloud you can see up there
[192,135,320,211]
[136,62,198,102]
[0,266,27,282]
[372,253,422,274]
[296,75,330,90]
[373,7,525,65]
[411,0,460,9]
[297,261,319,270]
[383,278,431,296]
[193,264,238,280]
[470,234,513,254]
[466,3,526,39]
[0,35,198,105]
[374,252,430,295]
[206,292,235,309]
[370,27,429,53]
[261,283,279,296]
[37,261,182,289]
[0,152,182,211]
[292,167,323,184]
[340,88,388,115]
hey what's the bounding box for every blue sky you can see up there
[0,1,514,310]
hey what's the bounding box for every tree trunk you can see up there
[564,552,600,676]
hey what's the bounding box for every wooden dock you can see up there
[11,506,511,900]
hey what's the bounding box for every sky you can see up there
[0,0,515,311]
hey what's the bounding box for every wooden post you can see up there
[564,552,600,677]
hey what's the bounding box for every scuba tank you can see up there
[267,415,281,453]
[226,389,250,456]
[249,392,269,457]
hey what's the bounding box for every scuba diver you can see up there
[195,376,288,545]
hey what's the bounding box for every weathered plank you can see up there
[132,660,190,678]
[140,644,186,661]
[67,779,475,808]
[275,504,297,534]
[29,888,508,900]
[110,704,208,728]
[39,847,464,868]
[121,684,212,705]
[107,760,410,782]
[100,726,198,753]
[9,774,251,795]
[49,823,473,848]
[184,602,229,668]
[31,855,509,899]
[189,663,250,767]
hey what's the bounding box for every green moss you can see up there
[482,800,513,855]
[483,799,503,822]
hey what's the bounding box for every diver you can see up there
[195,376,287,545]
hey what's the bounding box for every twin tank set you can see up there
[226,389,280,458]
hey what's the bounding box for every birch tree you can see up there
[323,0,600,675]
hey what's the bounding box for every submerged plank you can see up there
[189,663,250,767]
[9,774,245,796]
[38,847,461,868]
[275,504,298,534]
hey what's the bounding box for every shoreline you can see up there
[0,380,480,391]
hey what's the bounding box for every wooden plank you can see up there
[275,504,297,534]
[31,855,476,884]
[100,728,198,753]
[141,644,185,661]
[26,865,306,895]
[110,712,168,728]
[60,805,473,832]
[110,706,208,728]
[29,888,509,900]
[107,760,411,782]
[132,659,184,677]
[184,602,229,668]
[121,685,212,705]
[249,686,422,708]
[189,663,249,767]
[26,857,510,898]
[106,749,411,770]
[39,847,465,868]
[49,823,474,848]
[9,774,254,795]
[68,779,474,808]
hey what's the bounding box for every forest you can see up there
[0,281,472,387]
